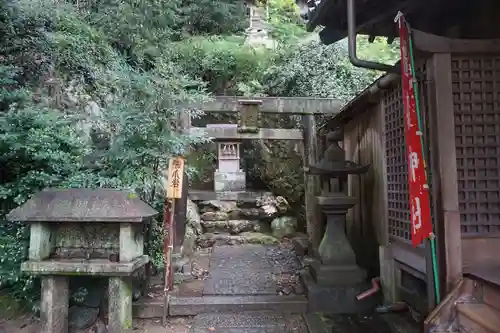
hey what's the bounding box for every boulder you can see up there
[186,198,202,235]
[197,232,279,248]
[256,195,291,216]
[180,225,197,259]
[201,220,230,233]
[228,220,255,234]
[199,200,238,213]
[271,216,298,239]
[201,211,229,221]
[68,306,99,330]
[231,207,269,220]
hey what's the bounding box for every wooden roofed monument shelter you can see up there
[301,0,500,331]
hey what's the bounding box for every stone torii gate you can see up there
[180,96,342,254]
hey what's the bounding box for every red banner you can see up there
[397,13,433,247]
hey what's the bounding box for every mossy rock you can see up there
[197,232,279,248]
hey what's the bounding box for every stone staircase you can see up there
[133,191,308,326]
[425,267,500,333]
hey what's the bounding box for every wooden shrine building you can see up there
[304,0,500,330]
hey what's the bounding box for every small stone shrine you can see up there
[208,123,245,192]
[209,99,262,192]
[7,188,157,333]
[302,128,376,313]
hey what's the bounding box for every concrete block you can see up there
[40,276,69,333]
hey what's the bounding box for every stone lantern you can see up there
[303,128,376,313]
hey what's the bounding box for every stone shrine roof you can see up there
[6,188,158,223]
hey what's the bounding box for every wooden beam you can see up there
[189,127,303,140]
[412,29,500,54]
[430,53,462,294]
[188,96,342,115]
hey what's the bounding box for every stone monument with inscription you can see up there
[301,128,377,313]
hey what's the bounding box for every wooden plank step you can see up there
[456,303,500,333]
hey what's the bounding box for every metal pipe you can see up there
[356,277,381,300]
[347,0,397,73]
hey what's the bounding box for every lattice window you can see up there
[452,56,500,235]
[385,61,432,243]
[384,82,411,242]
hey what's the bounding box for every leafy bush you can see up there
[0,64,89,310]
[172,36,272,95]
[0,0,210,308]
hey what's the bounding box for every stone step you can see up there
[200,207,275,221]
[172,295,307,316]
[133,295,307,318]
[201,219,271,234]
[190,312,307,333]
[197,232,279,248]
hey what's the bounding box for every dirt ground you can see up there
[0,316,193,333]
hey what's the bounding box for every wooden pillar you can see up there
[302,114,322,252]
[430,53,462,293]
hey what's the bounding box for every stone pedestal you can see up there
[302,195,380,313]
[40,276,69,333]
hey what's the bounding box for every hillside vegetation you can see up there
[0,0,399,310]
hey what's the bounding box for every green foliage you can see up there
[172,36,273,95]
[87,0,247,67]
[0,0,211,308]
[0,65,87,310]
[263,41,373,101]
[266,0,309,44]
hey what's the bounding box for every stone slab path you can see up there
[203,244,303,296]
[190,313,308,333]
[187,244,306,333]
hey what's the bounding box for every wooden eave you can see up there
[306,0,449,44]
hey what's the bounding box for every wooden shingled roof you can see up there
[6,188,158,223]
